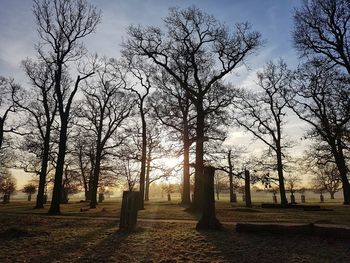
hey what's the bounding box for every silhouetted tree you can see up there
[285,174,300,204]
[123,57,154,209]
[312,163,342,199]
[0,77,21,151]
[78,57,133,208]
[68,127,95,201]
[286,60,350,204]
[294,0,350,74]
[124,6,261,210]
[23,184,37,201]
[215,146,245,203]
[150,73,195,206]
[0,171,16,203]
[233,60,291,205]
[33,0,101,214]
[14,58,57,209]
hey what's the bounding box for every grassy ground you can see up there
[2,200,350,225]
[0,200,350,262]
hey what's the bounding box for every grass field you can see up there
[0,200,350,262]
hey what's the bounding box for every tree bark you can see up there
[181,124,191,206]
[0,119,3,150]
[144,152,151,201]
[227,150,236,203]
[139,107,147,210]
[192,98,204,211]
[90,150,102,209]
[276,145,288,205]
[244,169,252,208]
[332,139,350,204]
[35,126,51,209]
[48,119,68,214]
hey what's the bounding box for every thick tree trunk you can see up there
[181,126,191,206]
[35,126,51,209]
[192,100,205,211]
[276,148,288,205]
[244,169,252,208]
[330,192,335,199]
[48,120,68,214]
[196,166,222,230]
[333,139,350,204]
[90,151,102,209]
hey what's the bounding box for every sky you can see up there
[0,0,313,187]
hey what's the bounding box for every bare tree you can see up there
[286,60,350,204]
[293,0,350,74]
[124,6,261,210]
[214,146,245,203]
[0,171,16,203]
[311,163,342,199]
[123,57,154,209]
[285,174,300,204]
[22,184,37,201]
[78,57,134,208]
[33,0,101,214]
[0,77,21,151]
[14,58,58,209]
[150,73,196,206]
[68,127,95,201]
[233,60,291,205]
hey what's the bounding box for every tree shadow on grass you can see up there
[38,221,117,262]
[195,225,350,262]
[77,227,146,262]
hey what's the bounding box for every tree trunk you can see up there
[0,119,4,150]
[144,151,151,201]
[244,169,252,208]
[139,108,147,210]
[196,166,222,230]
[90,151,102,209]
[333,139,350,205]
[181,126,191,206]
[228,150,236,203]
[35,126,51,209]
[192,99,204,211]
[330,192,335,199]
[48,119,68,215]
[276,148,288,205]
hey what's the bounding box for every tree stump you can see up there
[196,166,222,230]
[119,191,140,231]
